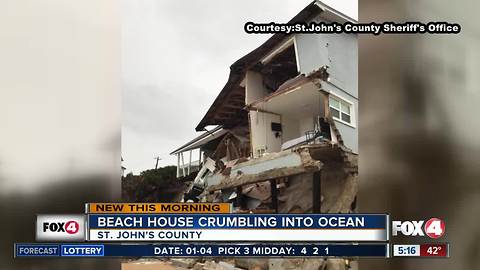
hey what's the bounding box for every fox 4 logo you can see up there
[36,214,85,241]
[392,218,445,238]
[43,221,79,234]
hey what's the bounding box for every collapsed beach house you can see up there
[171,1,358,215]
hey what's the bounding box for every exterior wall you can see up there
[295,16,358,99]
[245,70,269,105]
[295,33,329,76]
[323,82,358,153]
[294,15,358,153]
[281,116,300,142]
[282,115,316,143]
[299,116,315,135]
[323,33,358,98]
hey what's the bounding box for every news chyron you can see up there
[36,215,86,241]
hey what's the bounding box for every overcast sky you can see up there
[122,0,358,174]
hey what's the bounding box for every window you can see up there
[329,95,353,125]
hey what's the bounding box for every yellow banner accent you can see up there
[86,203,231,213]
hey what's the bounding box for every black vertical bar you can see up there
[236,186,244,210]
[313,170,322,213]
[270,179,278,213]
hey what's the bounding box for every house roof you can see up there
[195,0,356,131]
[170,126,227,155]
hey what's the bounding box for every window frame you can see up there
[328,94,355,128]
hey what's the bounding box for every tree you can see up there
[129,166,185,202]
[140,166,177,188]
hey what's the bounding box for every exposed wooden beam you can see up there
[229,97,245,103]
[222,102,245,109]
[217,112,238,118]
[214,113,247,121]
[219,106,243,113]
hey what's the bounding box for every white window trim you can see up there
[329,93,356,128]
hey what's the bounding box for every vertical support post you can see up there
[199,149,202,165]
[236,186,245,210]
[322,91,330,118]
[181,152,186,177]
[188,150,192,175]
[154,156,160,169]
[313,170,322,213]
[176,154,180,178]
[270,179,278,213]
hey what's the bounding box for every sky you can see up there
[122,0,358,174]
[0,0,121,192]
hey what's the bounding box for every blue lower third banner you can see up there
[15,243,389,257]
[88,214,389,241]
